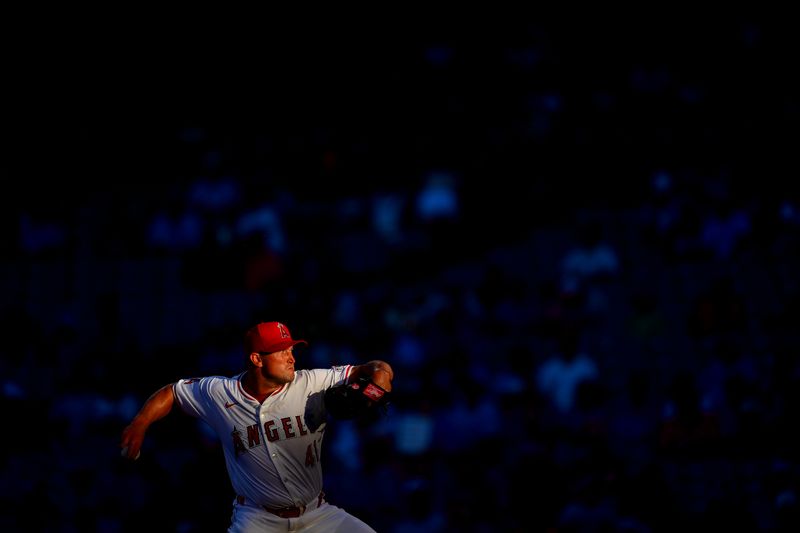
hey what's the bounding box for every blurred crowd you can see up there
[3,18,800,533]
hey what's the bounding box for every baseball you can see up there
[121,446,141,460]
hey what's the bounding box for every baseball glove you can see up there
[324,376,391,422]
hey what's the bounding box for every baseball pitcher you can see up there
[120,321,393,532]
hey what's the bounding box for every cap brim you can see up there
[260,339,308,354]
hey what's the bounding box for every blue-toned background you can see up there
[2,17,799,532]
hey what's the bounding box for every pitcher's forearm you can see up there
[132,383,176,427]
[120,383,176,458]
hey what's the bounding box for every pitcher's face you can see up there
[258,348,296,384]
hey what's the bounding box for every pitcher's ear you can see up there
[248,352,264,367]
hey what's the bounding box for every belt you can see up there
[236,492,325,519]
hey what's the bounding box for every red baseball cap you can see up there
[244,322,308,355]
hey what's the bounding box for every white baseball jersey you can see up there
[172,365,353,510]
